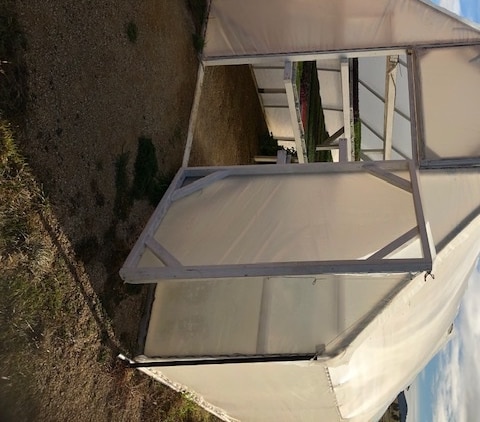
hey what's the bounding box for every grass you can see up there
[192,33,205,54]
[0,5,218,421]
[114,151,132,220]
[132,136,172,206]
[126,21,138,43]
[114,137,173,222]
[187,0,207,54]
[0,117,217,422]
[0,120,71,418]
[187,0,207,33]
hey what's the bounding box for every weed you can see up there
[187,0,207,33]
[114,151,132,220]
[258,132,279,156]
[192,33,205,54]
[75,235,100,264]
[126,21,138,43]
[131,136,172,205]
[132,137,158,199]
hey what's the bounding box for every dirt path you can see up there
[4,0,266,420]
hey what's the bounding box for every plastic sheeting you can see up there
[144,274,406,357]
[125,162,480,421]
[139,171,419,267]
[204,0,480,60]
[418,45,480,160]
[419,168,480,245]
[358,56,412,160]
[328,214,479,420]
[139,214,480,422]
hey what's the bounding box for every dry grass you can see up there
[0,1,219,419]
[0,120,219,422]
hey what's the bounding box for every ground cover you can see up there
[0,0,263,420]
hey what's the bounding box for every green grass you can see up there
[132,136,171,206]
[0,121,69,413]
[192,33,205,54]
[132,137,158,199]
[187,0,207,33]
[187,0,207,54]
[113,151,132,220]
[125,21,138,43]
[0,5,218,420]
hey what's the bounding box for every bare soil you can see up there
[1,0,266,420]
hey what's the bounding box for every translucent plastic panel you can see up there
[153,171,417,266]
[419,46,480,160]
[204,0,480,59]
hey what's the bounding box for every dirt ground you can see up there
[2,0,266,420]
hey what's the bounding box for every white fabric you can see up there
[149,362,340,422]
[144,273,405,357]
[152,172,417,266]
[419,168,480,245]
[418,46,480,159]
[328,214,480,421]
[139,214,480,422]
[204,0,480,60]
[358,56,412,160]
[129,166,480,421]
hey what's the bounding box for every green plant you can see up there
[131,136,172,205]
[114,151,132,220]
[132,137,158,199]
[187,0,207,33]
[258,132,278,156]
[192,33,205,53]
[126,21,138,43]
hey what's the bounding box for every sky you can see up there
[405,5,480,421]
[409,260,480,422]
[433,0,480,22]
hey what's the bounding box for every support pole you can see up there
[340,59,352,161]
[182,64,205,167]
[383,55,399,160]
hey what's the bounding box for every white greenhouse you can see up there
[120,1,480,421]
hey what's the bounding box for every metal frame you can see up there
[127,353,319,368]
[201,42,480,66]
[120,161,433,284]
[383,55,399,160]
[340,59,352,161]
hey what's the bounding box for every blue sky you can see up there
[409,259,480,422]
[433,0,480,22]
[407,4,480,421]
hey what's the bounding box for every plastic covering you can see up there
[204,0,480,60]
[418,45,480,160]
[358,55,412,160]
[123,2,480,420]
[144,274,406,357]
[139,212,480,421]
[136,170,421,268]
